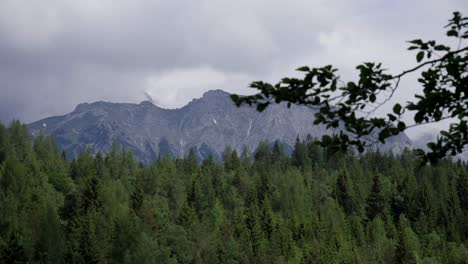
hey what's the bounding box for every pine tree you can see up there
[187,174,203,219]
[446,173,463,242]
[395,216,420,264]
[457,173,468,211]
[7,120,33,162]
[0,119,468,263]
[178,201,197,228]
[456,172,468,239]
[271,140,287,169]
[66,152,112,264]
[33,204,66,263]
[0,234,28,263]
[125,233,173,264]
[0,123,6,163]
[185,147,198,174]
[260,199,274,241]
[240,145,251,168]
[129,177,144,216]
[292,136,311,169]
[33,133,73,193]
[256,172,272,204]
[223,147,241,172]
[306,134,323,167]
[245,204,266,260]
[254,141,271,163]
[335,171,353,215]
[366,175,385,221]
[211,199,225,229]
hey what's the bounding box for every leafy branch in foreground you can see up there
[231,11,468,164]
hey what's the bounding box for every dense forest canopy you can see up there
[0,121,467,263]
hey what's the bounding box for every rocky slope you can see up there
[29,90,413,163]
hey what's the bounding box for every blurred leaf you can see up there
[393,103,402,115]
[296,66,310,72]
[416,51,424,62]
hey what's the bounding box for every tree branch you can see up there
[391,46,468,79]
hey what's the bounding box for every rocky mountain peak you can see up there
[73,102,90,112]
[184,89,236,111]
[29,89,413,163]
[202,89,230,98]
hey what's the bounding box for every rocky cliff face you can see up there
[29,90,413,163]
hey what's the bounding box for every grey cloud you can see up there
[0,0,466,132]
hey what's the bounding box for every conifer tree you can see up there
[395,216,420,264]
[366,175,385,221]
[271,140,287,169]
[245,204,266,260]
[240,145,251,168]
[178,201,197,228]
[185,147,198,174]
[223,147,241,172]
[457,173,468,211]
[254,141,271,163]
[129,176,144,216]
[446,174,463,242]
[292,136,310,169]
[0,120,468,263]
[0,123,6,163]
[187,174,203,219]
[335,171,354,215]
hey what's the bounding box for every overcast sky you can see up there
[0,0,466,138]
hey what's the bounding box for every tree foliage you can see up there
[0,121,467,263]
[231,11,468,165]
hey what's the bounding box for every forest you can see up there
[0,120,467,264]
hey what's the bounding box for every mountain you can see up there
[28,89,413,163]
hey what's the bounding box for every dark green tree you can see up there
[335,171,354,215]
[366,175,385,220]
[292,137,311,169]
[457,172,468,211]
[1,121,468,263]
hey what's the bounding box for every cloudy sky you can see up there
[0,0,466,138]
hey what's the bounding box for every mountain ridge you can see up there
[29,89,413,163]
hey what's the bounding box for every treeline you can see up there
[0,121,467,263]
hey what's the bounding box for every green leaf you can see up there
[414,112,425,123]
[397,121,406,131]
[427,142,437,150]
[408,39,423,45]
[416,51,424,63]
[414,148,425,156]
[256,102,270,112]
[330,120,339,128]
[393,103,402,115]
[434,45,449,51]
[440,131,450,137]
[387,114,397,122]
[322,135,332,144]
[447,29,458,37]
[296,66,310,72]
